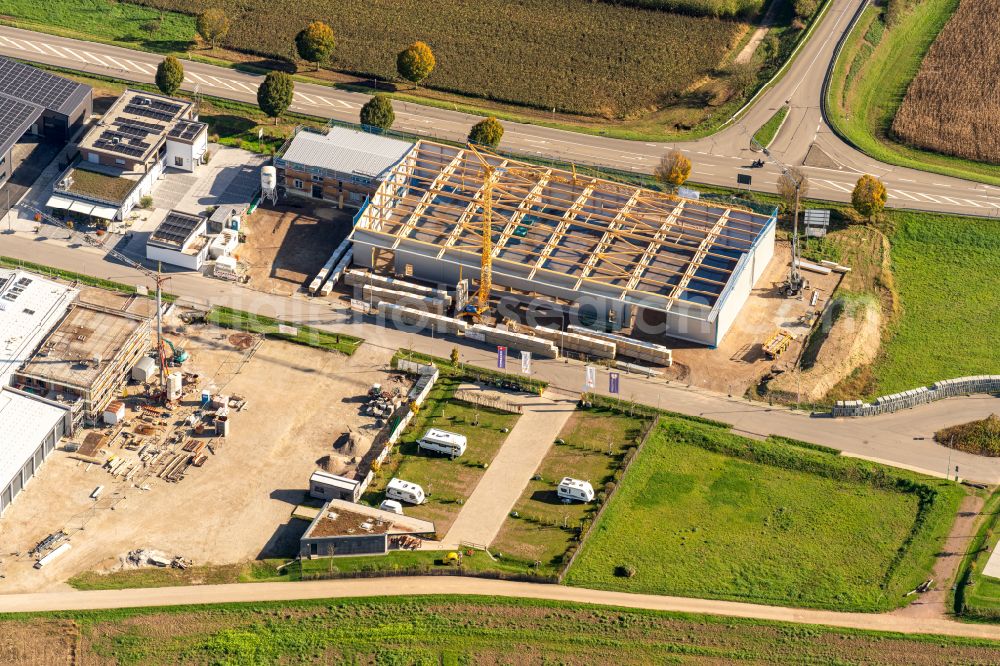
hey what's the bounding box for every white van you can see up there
[386,478,426,505]
[417,428,467,458]
[557,477,595,503]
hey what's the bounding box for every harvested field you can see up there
[126,0,745,116]
[891,0,1000,163]
[8,596,1000,664]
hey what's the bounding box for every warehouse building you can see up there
[300,499,435,558]
[46,89,207,221]
[0,57,92,191]
[350,142,777,346]
[14,302,152,423]
[146,210,210,270]
[275,126,413,209]
[0,387,72,517]
[0,268,79,387]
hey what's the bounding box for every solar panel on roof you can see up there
[151,212,204,247]
[0,96,41,153]
[0,57,86,114]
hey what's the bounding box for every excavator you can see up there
[161,339,189,365]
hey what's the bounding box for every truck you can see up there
[417,428,467,458]
[385,478,426,505]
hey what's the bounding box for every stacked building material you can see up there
[529,325,616,359]
[376,302,468,335]
[345,270,452,307]
[567,326,672,366]
[363,284,449,315]
[309,237,352,294]
[466,325,559,358]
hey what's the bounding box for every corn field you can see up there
[125,0,744,117]
[891,0,1000,164]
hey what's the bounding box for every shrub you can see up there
[614,565,637,578]
[257,71,294,122]
[654,150,692,187]
[139,195,154,209]
[359,94,395,131]
[468,117,504,149]
[155,56,184,96]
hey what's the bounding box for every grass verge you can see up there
[566,417,964,611]
[391,349,547,394]
[824,0,1000,186]
[68,560,289,590]
[752,105,788,148]
[206,306,362,355]
[0,256,177,301]
[7,595,1000,663]
[955,488,1000,620]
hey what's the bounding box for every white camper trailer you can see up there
[417,428,467,458]
[379,499,404,515]
[385,478,425,505]
[557,477,595,503]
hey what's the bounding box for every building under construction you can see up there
[350,141,776,347]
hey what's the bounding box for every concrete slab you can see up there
[983,543,1000,579]
[441,390,575,549]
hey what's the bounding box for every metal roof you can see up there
[0,96,40,159]
[279,126,413,181]
[0,388,69,495]
[0,269,78,387]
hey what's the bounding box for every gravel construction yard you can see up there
[0,323,396,593]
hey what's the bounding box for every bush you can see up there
[468,117,504,149]
[359,94,395,131]
[139,195,153,209]
[614,565,637,578]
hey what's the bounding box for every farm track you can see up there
[3,576,1000,640]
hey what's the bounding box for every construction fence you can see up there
[832,375,1000,417]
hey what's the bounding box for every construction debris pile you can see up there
[362,381,406,423]
[122,548,191,570]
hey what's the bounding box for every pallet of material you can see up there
[818,259,852,273]
[567,326,673,367]
[376,301,468,335]
[182,440,206,455]
[466,324,559,358]
[793,259,832,275]
[762,329,794,359]
[530,326,616,359]
[345,269,452,305]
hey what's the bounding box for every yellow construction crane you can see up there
[464,144,498,318]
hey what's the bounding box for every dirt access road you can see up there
[2,576,1000,640]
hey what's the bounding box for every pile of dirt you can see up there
[935,415,1000,457]
[768,298,881,403]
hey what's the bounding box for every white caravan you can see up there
[557,477,595,503]
[417,428,467,458]
[386,478,426,505]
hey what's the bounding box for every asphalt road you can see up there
[0,1,998,217]
[2,576,1000,640]
[4,232,999,482]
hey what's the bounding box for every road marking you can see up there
[933,182,952,187]
[78,50,112,68]
[188,72,211,85]
[296,92,319,104]
[61,46,95,63]
[958,198,987,208]
[897,178,915,183]
[125,59,156,75]
[937,195,969,207]
[102,55,132,71]
[18,40,46,54]
[227,79,257,93]
[205,75,238,90]
[911,192,943,203]
[818,179,852,193]
[0,35,25,50]
[890,190,920,201]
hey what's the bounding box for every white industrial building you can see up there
[0,387,72,516]
[146,210,210,270]
[0,269,78,386]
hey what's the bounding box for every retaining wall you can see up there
[833,375,1000,417]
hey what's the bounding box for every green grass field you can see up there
[7,596,1000,663]
[957,489,1000,620]
[207,306,362,355]
[825,0,1000,186]
[491,409,650,570]
[362,376,519,534]
[870,213,1000,394]
[566,418,963,611]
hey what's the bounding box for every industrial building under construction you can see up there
[349,140,776,347]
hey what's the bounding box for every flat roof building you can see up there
[300,499,435,558]
[0,268,78,387]
[0,387,72,517]
[275,126,413,209]
[15,302,151,423]
[0,57,92,190]
[146,210,209,270]
[47,89,207,221]
[350,142,777,346]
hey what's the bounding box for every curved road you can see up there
[2,576,999,640]
[0,0,997,216]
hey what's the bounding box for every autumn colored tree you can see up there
[196,9,230,49]
[155,56,184,96]
[257,71,294,124]
[777,168,809,212]
[397,41,436,87]
[295,21,336,70]
[468,117,504,148]
[654,150,692,187]
[851,174,888,220]
[360,94,395,130]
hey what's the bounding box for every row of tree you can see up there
[194,11,437,88]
